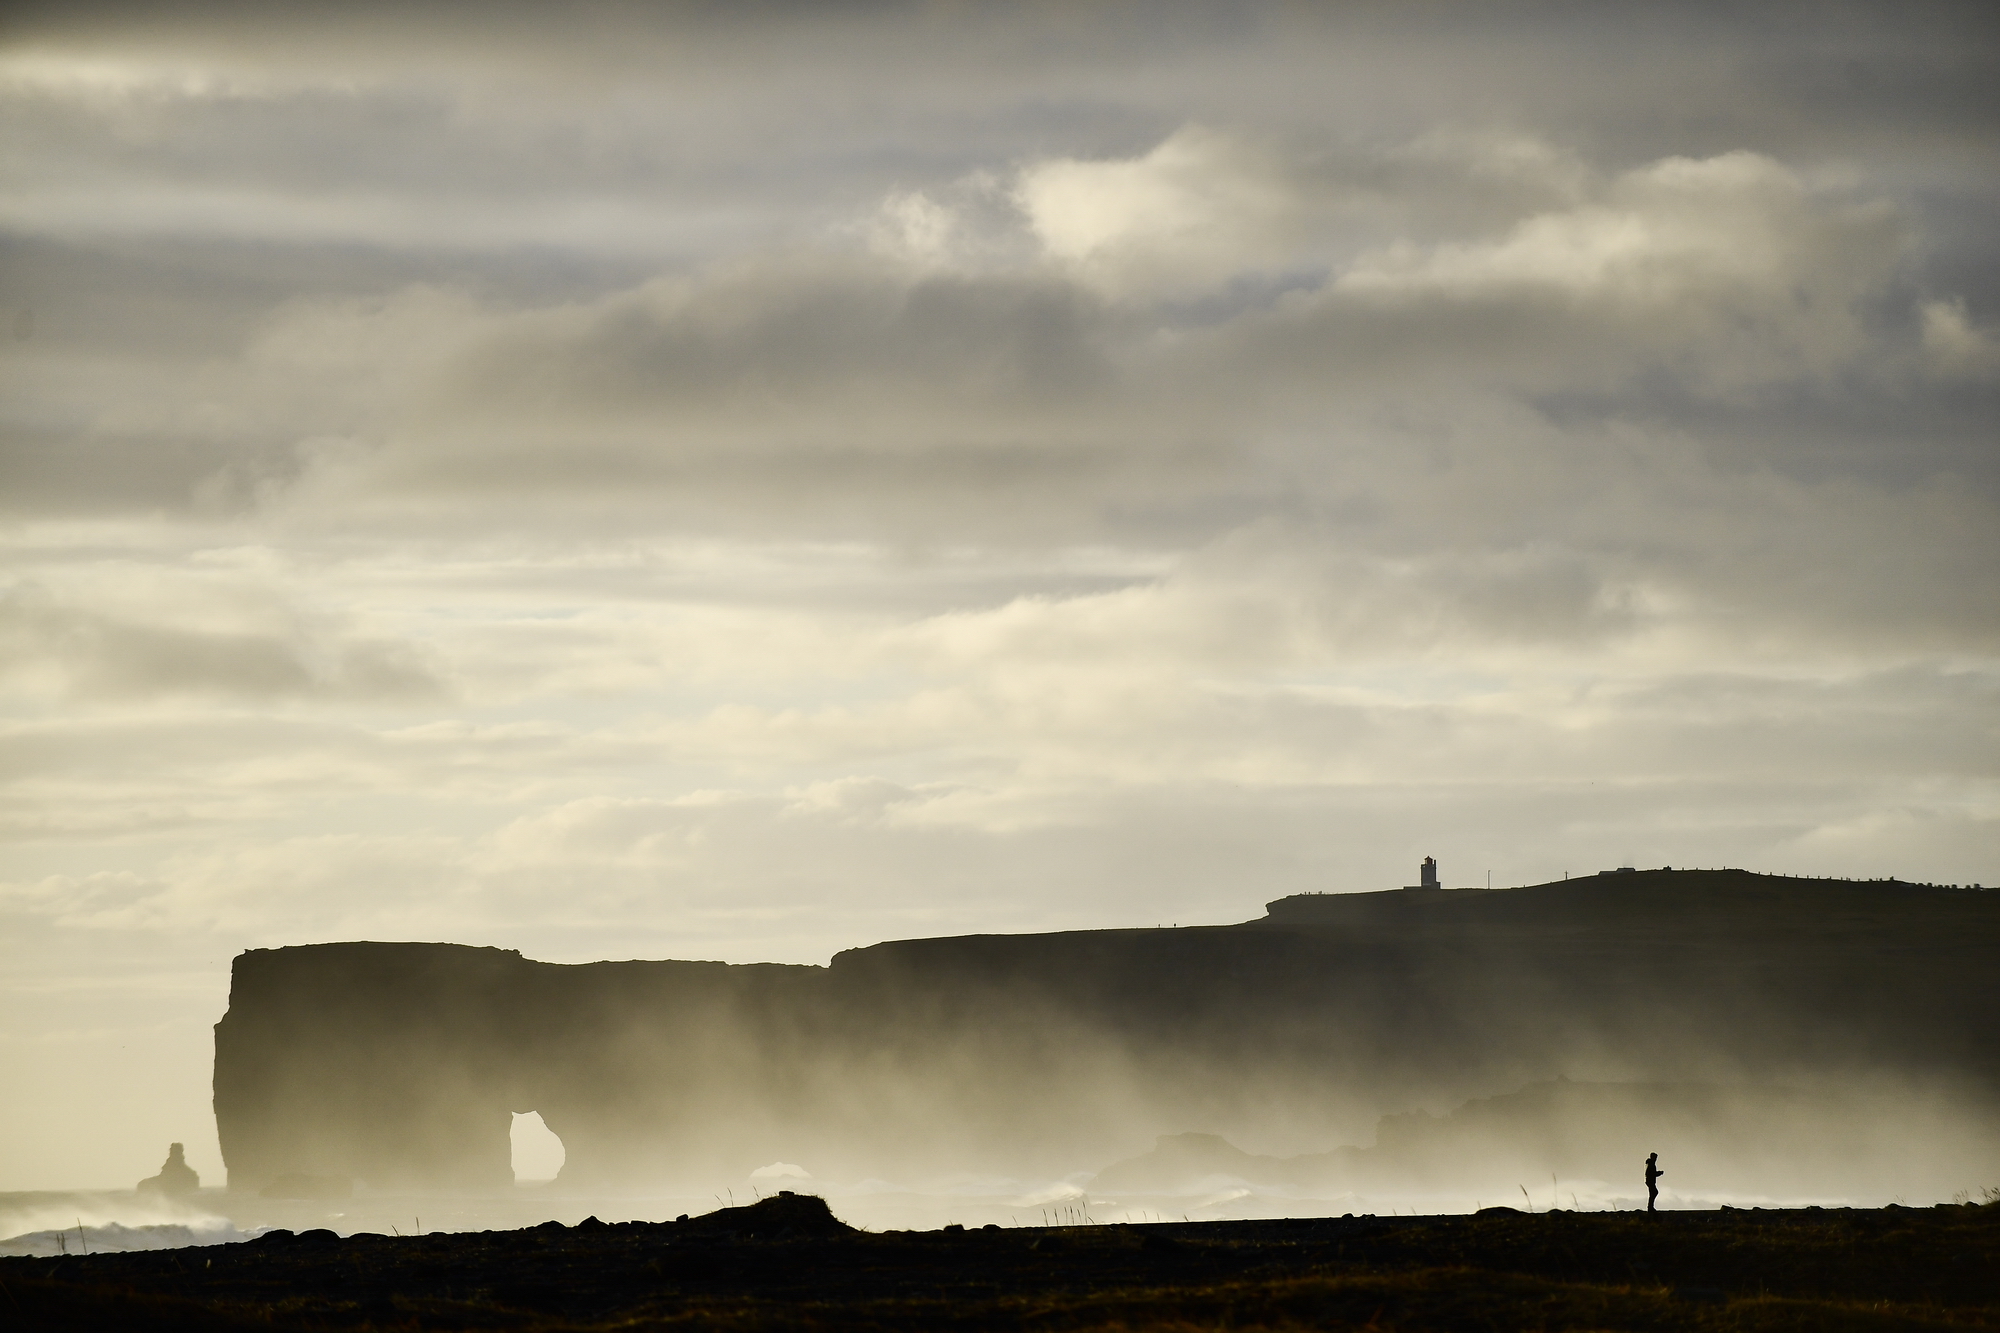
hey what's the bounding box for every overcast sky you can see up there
[2,1,1997,1190]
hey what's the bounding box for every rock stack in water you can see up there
[137,1142,200,1197]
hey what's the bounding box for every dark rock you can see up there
[207,873,2000,1193]
[136,1142,200,1198]
[679,1192,853,1241]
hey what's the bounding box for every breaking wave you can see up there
[0,1191,267,1256]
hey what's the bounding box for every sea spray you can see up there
[3,1218,263,1257]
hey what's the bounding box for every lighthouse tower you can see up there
[1405,856,1442,891]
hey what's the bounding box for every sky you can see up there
[2,1,1997,1191]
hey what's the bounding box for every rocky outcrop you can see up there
[211,871,2000,1192]
[679,1190,852,1240]
[136,1143,200,1197]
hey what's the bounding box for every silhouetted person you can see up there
[1644,1151,1663,1213]
[137,1142,200,1198]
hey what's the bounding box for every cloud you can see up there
[1919,297,2000,379]
[438,259,1113,422]
[113,139,1932,570]
[1338,152,1817,300]
[1240,150,1906,401]
[0,870,165,926]
[0,581,444,702]
[1016,125,1308,297]
[4,648,1990,947]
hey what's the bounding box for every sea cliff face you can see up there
[211,871,2000,1191]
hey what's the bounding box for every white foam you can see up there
[2,1219,262,1257]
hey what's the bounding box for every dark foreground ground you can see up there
[6,1193,1997,1331]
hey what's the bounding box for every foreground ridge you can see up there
[7,1196,1998,1331]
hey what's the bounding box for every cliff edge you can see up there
[213,870,1999,1191]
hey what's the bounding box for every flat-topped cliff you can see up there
[212,870,1999,1191]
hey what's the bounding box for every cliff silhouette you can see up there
[211,870,1999,1192]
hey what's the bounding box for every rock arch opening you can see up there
[510,1111,565,1184]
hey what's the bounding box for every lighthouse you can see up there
[1405,856,1442,891]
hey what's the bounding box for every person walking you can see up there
[1644,1152,1664,1213]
